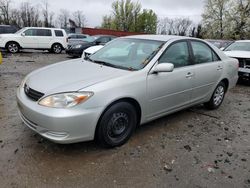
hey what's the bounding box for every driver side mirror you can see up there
[152,63,174,73]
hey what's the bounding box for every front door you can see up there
[146,41,195,120]
[21,29,39,48]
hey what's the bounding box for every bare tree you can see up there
[57,9,70,28]
[72,10,86,27]
[19,2,40,27]
[202,0,230,39]
[0,0,11,24]
[229,0,250,39]
[158,17,193,36]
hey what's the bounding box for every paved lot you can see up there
[0,51,249,188]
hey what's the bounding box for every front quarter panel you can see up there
[79,70,148,124]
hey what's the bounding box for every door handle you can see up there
[217,66,223,70]
[186,72,194,78]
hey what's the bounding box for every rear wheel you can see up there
[7,42,19,53]
[96,102,137,148]
[51,43,63,54]
[205,82,226,110]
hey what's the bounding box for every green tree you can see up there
[101,0,157,34]
[137,9,157,34]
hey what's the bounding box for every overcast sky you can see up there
[12,0,205,27]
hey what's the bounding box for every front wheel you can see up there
[96,102,137,148]
[205,82,226,110]
[51,43,63,54]
[7,42,19,53]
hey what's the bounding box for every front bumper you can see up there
[17,87,103,144]
[239,68,250,79]
[65,48,83,57]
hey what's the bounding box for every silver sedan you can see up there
[17,35,239,147]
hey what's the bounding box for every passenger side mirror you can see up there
[21,33,25,36]
[153,63,174,73]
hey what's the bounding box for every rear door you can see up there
[189,40,223,102]
[147,41,195,119]
[37,29,53,49]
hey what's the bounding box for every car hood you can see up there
[224,51,250,59]
[25,59,129,94]
[84,45,104,54]
[0,33,17,37]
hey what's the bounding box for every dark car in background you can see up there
[67,33,92,44]
[206,39,233,50]
[0,25,19,34]
[66,35,117,57]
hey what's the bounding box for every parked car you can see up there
[82,45,104,59]
[17,35,238,148]
[0,27,67,53]
[0,25,19,34]
[223,40,250,81]
[66,35,116,57]
[206,39,233,49]
[67,33,92,44]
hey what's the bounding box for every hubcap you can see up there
[9,44,18,53]
[107,112,129,139]
[213,86,224,106]
[53,45,61,53]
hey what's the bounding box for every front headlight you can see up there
[38,92,93,108]
[73,44,82,49]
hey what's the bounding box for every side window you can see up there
[77,35,86,39]
[97,37,110,44]
[191,41,220,64]
[36,29,52,36]
[55,30,64,37]
[24,29,35,36]
[159,41,190,68]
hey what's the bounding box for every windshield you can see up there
[89,38,164,71]
[224,42,250,51]
[15,28,26,34]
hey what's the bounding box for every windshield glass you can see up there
[89,38,164,70]
[15,28,26,34]
[224,42,250,51]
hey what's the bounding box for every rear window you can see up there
[55,30,64,37]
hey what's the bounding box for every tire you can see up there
[204,82,226,110]
[51,43,63,54]
[6,42,19,53]
[96,102,137,148]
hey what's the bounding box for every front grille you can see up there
[24,84,44,101]
[237,58,250,69]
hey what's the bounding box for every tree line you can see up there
[0,0,249,39]
[0,0,86,28]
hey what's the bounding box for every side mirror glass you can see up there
[153,63,174,73]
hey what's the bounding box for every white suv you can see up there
[0,27,67,53]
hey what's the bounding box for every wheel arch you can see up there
[51,42,64,49]
[220,78,229,92]
[5,41,21,49]
[94,97,142,139]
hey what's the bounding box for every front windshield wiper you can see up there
[88,58,136,71]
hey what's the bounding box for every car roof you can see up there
[123,35,191,41]
[235,40,250,43]
[23,27,64,30]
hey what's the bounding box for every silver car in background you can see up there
[17,35,238,147]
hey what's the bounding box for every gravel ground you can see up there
[0,51,249,188]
